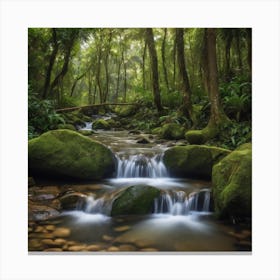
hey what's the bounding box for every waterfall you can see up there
[153,189,211,215]
[116,154,168,178]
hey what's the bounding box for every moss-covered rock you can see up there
[78,130,94,136]
[57,124,76,131]
[160,123,185,140]
[28,129,116,180]
[212,143,252,219]
[185,130,207,144]
[92,119,110,130]
[115,105,137,117]
[163,145,231,179]
[111,185,160,216]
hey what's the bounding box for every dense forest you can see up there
[28,28,252,253]
[28,28,251,149]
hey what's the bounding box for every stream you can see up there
[29,128,242,252]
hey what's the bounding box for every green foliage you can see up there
[28,91,65,139]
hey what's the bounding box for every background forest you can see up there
[28,28,252,149]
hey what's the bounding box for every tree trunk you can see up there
[121,50,127,102]
[115,58,121,101]
[96,46,103,103]
[236,32,243,72]
[50,32,76,96]
[70,71,87,97]
[42,28,58,99]
[145,28,163,112]
[161,28,170,92]
[206,28,228,126]
[246,28,252,74]
[88,70,92,104]
[142,40,147,90]
[173,32,177,90]
[103,31,112,103]
[225,30,233,82]
[175,28,194,123]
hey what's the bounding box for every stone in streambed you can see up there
[163,145,230,179]
[111,185,160,216]
[212,143,252,219]
[86,244,103,251]
[107,246,120,252]
[119,244,136,251]
[92,119,110,130]
[53,227,71,238]
[113,226,131,232]
[68,245,87,251]
[44,248,63,252]
[28,202,60,221]
[59,192,87,210]
[140,248,158,252]
[102,235,114,241]
[28,129,116,180]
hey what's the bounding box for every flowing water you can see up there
[33,129,240,252]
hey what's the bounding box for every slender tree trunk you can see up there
[236,32,243,72]
[246,28,252,74]
[145,28,163,112]
[116,58,121,101]
[103,31,112,103]
[121,50,127,102]
[70,71,86,97]
[50,33,76,95]
[142,40,147,90]
[88,70,92,104]
[173,32,177,90]
[96,46,103,104]
[225,31,233,82]
[175,28,194,123]
[206,28,228,126]
[43,28,58,99]
[161,28,170,92]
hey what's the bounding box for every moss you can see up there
[163,145,231,179]
[115,105,137,117]
[28,129,116,180]
[151,127,162,135]
[185,130,206,144]
[111,185,160,216]
[212,144,252,219]
[78,130,94,136]
[160,123,185,140]
[92,119,110,130]
[57,124,76,131]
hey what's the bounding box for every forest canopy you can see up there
[28,28,252,149]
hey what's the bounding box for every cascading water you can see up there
[153,190,211,215]
[116,153,168,178]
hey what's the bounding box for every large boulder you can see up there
[160,123,185,140]
[92,119,110,130]
[111,185,160,216]
[115,105,137,117]
[212,143,252,219]
[163,145,231,179]
[28,129,116,180]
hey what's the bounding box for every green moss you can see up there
[163,145,231,179]
[57,124,76,131]
[185,130,206,144]
[212,144,252,219]
[92,119,110,130]
[160,123,185,140]
[151,127,162,135]
[111,185,160,216]
[28,129,116,180]
[78,130,94,136]
[115,105,137,117]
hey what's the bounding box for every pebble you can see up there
[45,225,56,231]
[53,227,71,238]
[107,246,120,252]
[44,248,63,252]
[29,239,42,250]
[34,226,44,233]
[68,245,87,251]
[119,244,136,251]
[41,239,56,246]
[114,225,130,232]
[53,239,67,246]
[102,235,114,241]
[140,248,158,252]
[86,244,102,251]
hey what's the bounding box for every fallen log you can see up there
[55,103,138,113]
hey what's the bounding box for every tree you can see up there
[145,28,163,112]
[161,28,170,92]
[175,28,195,124]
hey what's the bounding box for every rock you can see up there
[59,192,87,210]
[128,130,141,135]
[28,202,60,221]
[102,235,114,241]
[86,244,103,251]
[140,248,158,252]
[79,130,94,136]
[92,119,110,130]
[41,239,57,247]
[113,225,131,232]
[28,129,116,180]
[45,225,55,231]
[212,143,252,219]
[44,248,63,252]
[115,105,136,117]
[151,127,162,135]
[185,130,207,144]
[68,245,87,251]
[111,185,160,216]
[53,227,71,238]
[160,123,185,140]
[53,239,67,246]
[29,239,44,251]
[136,136,150,144]
[107,246,120,252]
[118,244,136,251]
[163,145,231,179]
[28,177,36,187]
[57,124,76,131]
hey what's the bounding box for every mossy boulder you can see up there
[78,130,94,136]
[185,130,207,144]
[92,119,110,130]
[163,145,231,179]
[212,143,252,219]
[111,185,160,216]
[160,123,185,140]
[115,105,137,117]
[57,124,76,131]
[28,129,116,180]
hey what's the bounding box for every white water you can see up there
[116,153,168,178]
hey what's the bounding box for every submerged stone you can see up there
[163,145,230,179]
[28,129,116,180]
[111,185,160,216]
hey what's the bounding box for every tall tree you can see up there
[161,28,170,92]
[175,28,195,123]
[145,28,163,112]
